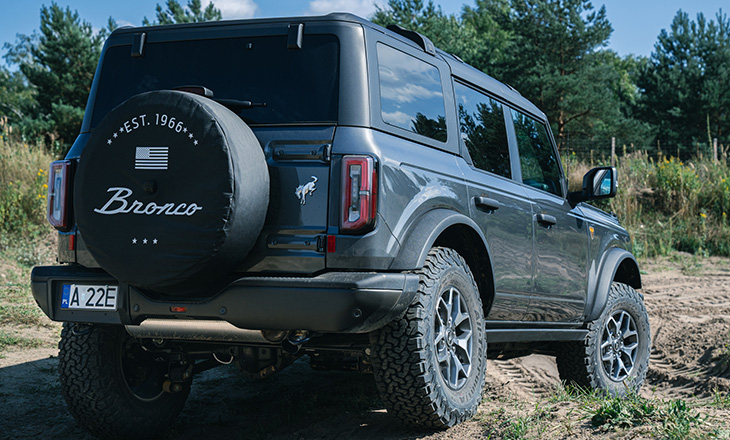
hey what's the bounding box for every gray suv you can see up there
[32,13,650,439]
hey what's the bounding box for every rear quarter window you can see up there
[376,43,447,142]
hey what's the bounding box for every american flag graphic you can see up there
[135,147,169,170]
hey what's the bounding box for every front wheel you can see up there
[370,247,487,428]
[556,282,651,395]
[58,324,190,440]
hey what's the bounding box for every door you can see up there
[454,81,533,322]
[509,109,589,322]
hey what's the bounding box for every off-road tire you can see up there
[556,282,650,395]
[370,247,486,428]
[58,323,190,440]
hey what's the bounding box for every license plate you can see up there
[61,284,119,310]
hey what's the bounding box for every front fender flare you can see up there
[584,247,641,321]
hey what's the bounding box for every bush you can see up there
[0,134,56,237]
[569,151,730,258]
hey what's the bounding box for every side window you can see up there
[454,82,511,178]
[511,110,562,197]
[377,43,447,142]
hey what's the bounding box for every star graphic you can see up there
[107,139,112,145]
[132,238,137,244]
[119,127,124,133]
[153,239,158,245]
[188,133,193,139]
[183,127,188,133]
[193,139,199,146]
[113,132,118,138]
[143,238,148,244]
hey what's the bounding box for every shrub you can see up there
[0,134,56,238]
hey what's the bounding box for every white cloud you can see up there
[204,0,259,19]
[382,110,412,126]
[306,0,388,18]
[116,20,135,28]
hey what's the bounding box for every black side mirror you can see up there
[568,166,617,205]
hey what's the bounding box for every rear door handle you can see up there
[474,196,501,212]
[536,213,557,227]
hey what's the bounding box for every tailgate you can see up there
[241,126,334,273]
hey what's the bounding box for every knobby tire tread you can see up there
[58,324,188,440]
[556,282,650,394]
[370,247,485,428]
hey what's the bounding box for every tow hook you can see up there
[281,330,310,354]
[164,362,193,393]
[71,323,93,336]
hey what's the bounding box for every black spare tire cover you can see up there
[74,90,269,295]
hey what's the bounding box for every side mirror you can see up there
[568,166,617,205]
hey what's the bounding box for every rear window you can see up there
[92,34,339,126]
[454,82,511,178]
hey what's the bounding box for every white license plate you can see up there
[61,284,118,310]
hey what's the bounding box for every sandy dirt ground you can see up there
[2,256,730,439]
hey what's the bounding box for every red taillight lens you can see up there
[341,156,377,233]
[47,160,72,230]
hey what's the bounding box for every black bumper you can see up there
[31,265,419,333]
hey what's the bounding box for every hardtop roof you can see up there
[110,12,547,122]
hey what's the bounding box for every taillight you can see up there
[47,160,72,230]
[341,155,377,233]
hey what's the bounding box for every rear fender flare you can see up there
[388,209,491,271]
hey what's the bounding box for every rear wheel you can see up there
[59,324,190,440]
[370,247,486,428]
[556,282,651,395]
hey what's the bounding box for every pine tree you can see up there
[143,0,222,26]
[638,10,730,155]
[4,3,114,150]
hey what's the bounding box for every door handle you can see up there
[474,196,501,212]
[536,213,557,227]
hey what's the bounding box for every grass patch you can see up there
[0,330,47,351]
[479,385,721,439]
[591,394,709,439]
[0,303,46,326]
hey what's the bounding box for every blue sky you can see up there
[1,0,728,66]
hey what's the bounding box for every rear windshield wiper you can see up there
[173,86,266,111]
[214,98,267,111]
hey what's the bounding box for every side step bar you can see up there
[486,328,587,343]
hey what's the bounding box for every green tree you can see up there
[0,68,34,125]
[476,0,615,148]
[371,0,497,69]
[373,0,649,152]
[638,10,730,155]
[143,0,222,26]
[3,3,114,151]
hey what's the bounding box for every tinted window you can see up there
[511,110,562,196]
[92,35,339,126]
[454,82,511,178]
[377,43,446,142]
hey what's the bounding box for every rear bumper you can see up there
[31,265,419,333]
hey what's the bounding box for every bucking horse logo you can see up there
[295,176,318,205]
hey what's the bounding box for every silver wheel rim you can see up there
[600,309,639,382]
[434,286,473,390]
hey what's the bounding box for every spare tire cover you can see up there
[74,90,269,295]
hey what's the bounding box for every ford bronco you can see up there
[32,13,650,439]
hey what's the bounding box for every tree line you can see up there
[1,0,728,159]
